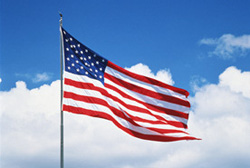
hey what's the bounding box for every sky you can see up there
[1,0,250,168]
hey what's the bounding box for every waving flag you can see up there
[61,27,199,142]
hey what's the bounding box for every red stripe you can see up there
[64,91,175,127]
[147,127,189,134]
[105,73,190,108]
[105,83,189,120]
[64,91,187,134]
[64,78,189,122]
[107,61,189,97]
[63,105,200,142]
[64,91,140,127]
[124,113,167,125]
[166,121,188,129]
[65,79,160,119]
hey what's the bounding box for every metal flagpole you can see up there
[59,12,64,168]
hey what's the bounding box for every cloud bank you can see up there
[1,64,250,168]
[200,34,250,59]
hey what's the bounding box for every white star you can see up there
[85,63,88,66]
[68,67,71,70]
[102,59,105,62]
[67,57,70,61]
[70,45,73,48]
[80,66,83,69]
[80,51,83,54]
[94,74,97,77]
[71,54,74,58]
[99,75,102,79]
[75,50,79,54]
[70,38,73,41]
[85,49,88,52]
[85,71,88,75]
[99,67,103,71]
[80,57,83,60]
[65,39,69,42]
[76,60,79,63]
[77,44,80,47]
[84,57,87,61]
[90,68,92,71]
[76,69,79,72]
[88,56,91,59]
[72,63,75,66]
[91,63,94,66]
[96,61,99,64]
[93,54,96,57]
[66,48,69,51]
[95,69,98,73]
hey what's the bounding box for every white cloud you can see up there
[1,65,250,168]
[219,66,250,98]
[32,72,52,83]
[15,72,52,83]
[190,75,208,92]
[187,66,250,167]
[200,34,250,59]
[125,63,174,85]
[15,73,31,79]
[149,66,250,168]
[0,80,61,167]
[0,77,2,83]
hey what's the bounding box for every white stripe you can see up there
[106,66,188,100]
[64,71,188,124]
[105,86,188,124]
[105,77,190,113]
[64,84,158,121]
[162,133,190,137]
[63,98,165,136]
[64,71,103,88]
[64,71,189,114]
[64,98,188,137]
[136,121,187,131]
[64,82,188,125]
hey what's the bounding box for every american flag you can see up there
[61,27,199,142]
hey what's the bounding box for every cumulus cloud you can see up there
[1,65,250,168]
[0,80,61,167]
[125,63,174,85]
[149,66,250,168]
[187,66,250,167]
[219,66,250,98]
[200,34,250,59]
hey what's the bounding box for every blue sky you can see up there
[1,0,250,92]
[1,1,250,168]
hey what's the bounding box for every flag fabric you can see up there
[61,27,199,142]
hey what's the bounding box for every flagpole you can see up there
[59,12,64,168]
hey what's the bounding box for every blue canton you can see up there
[62,27,108,84]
